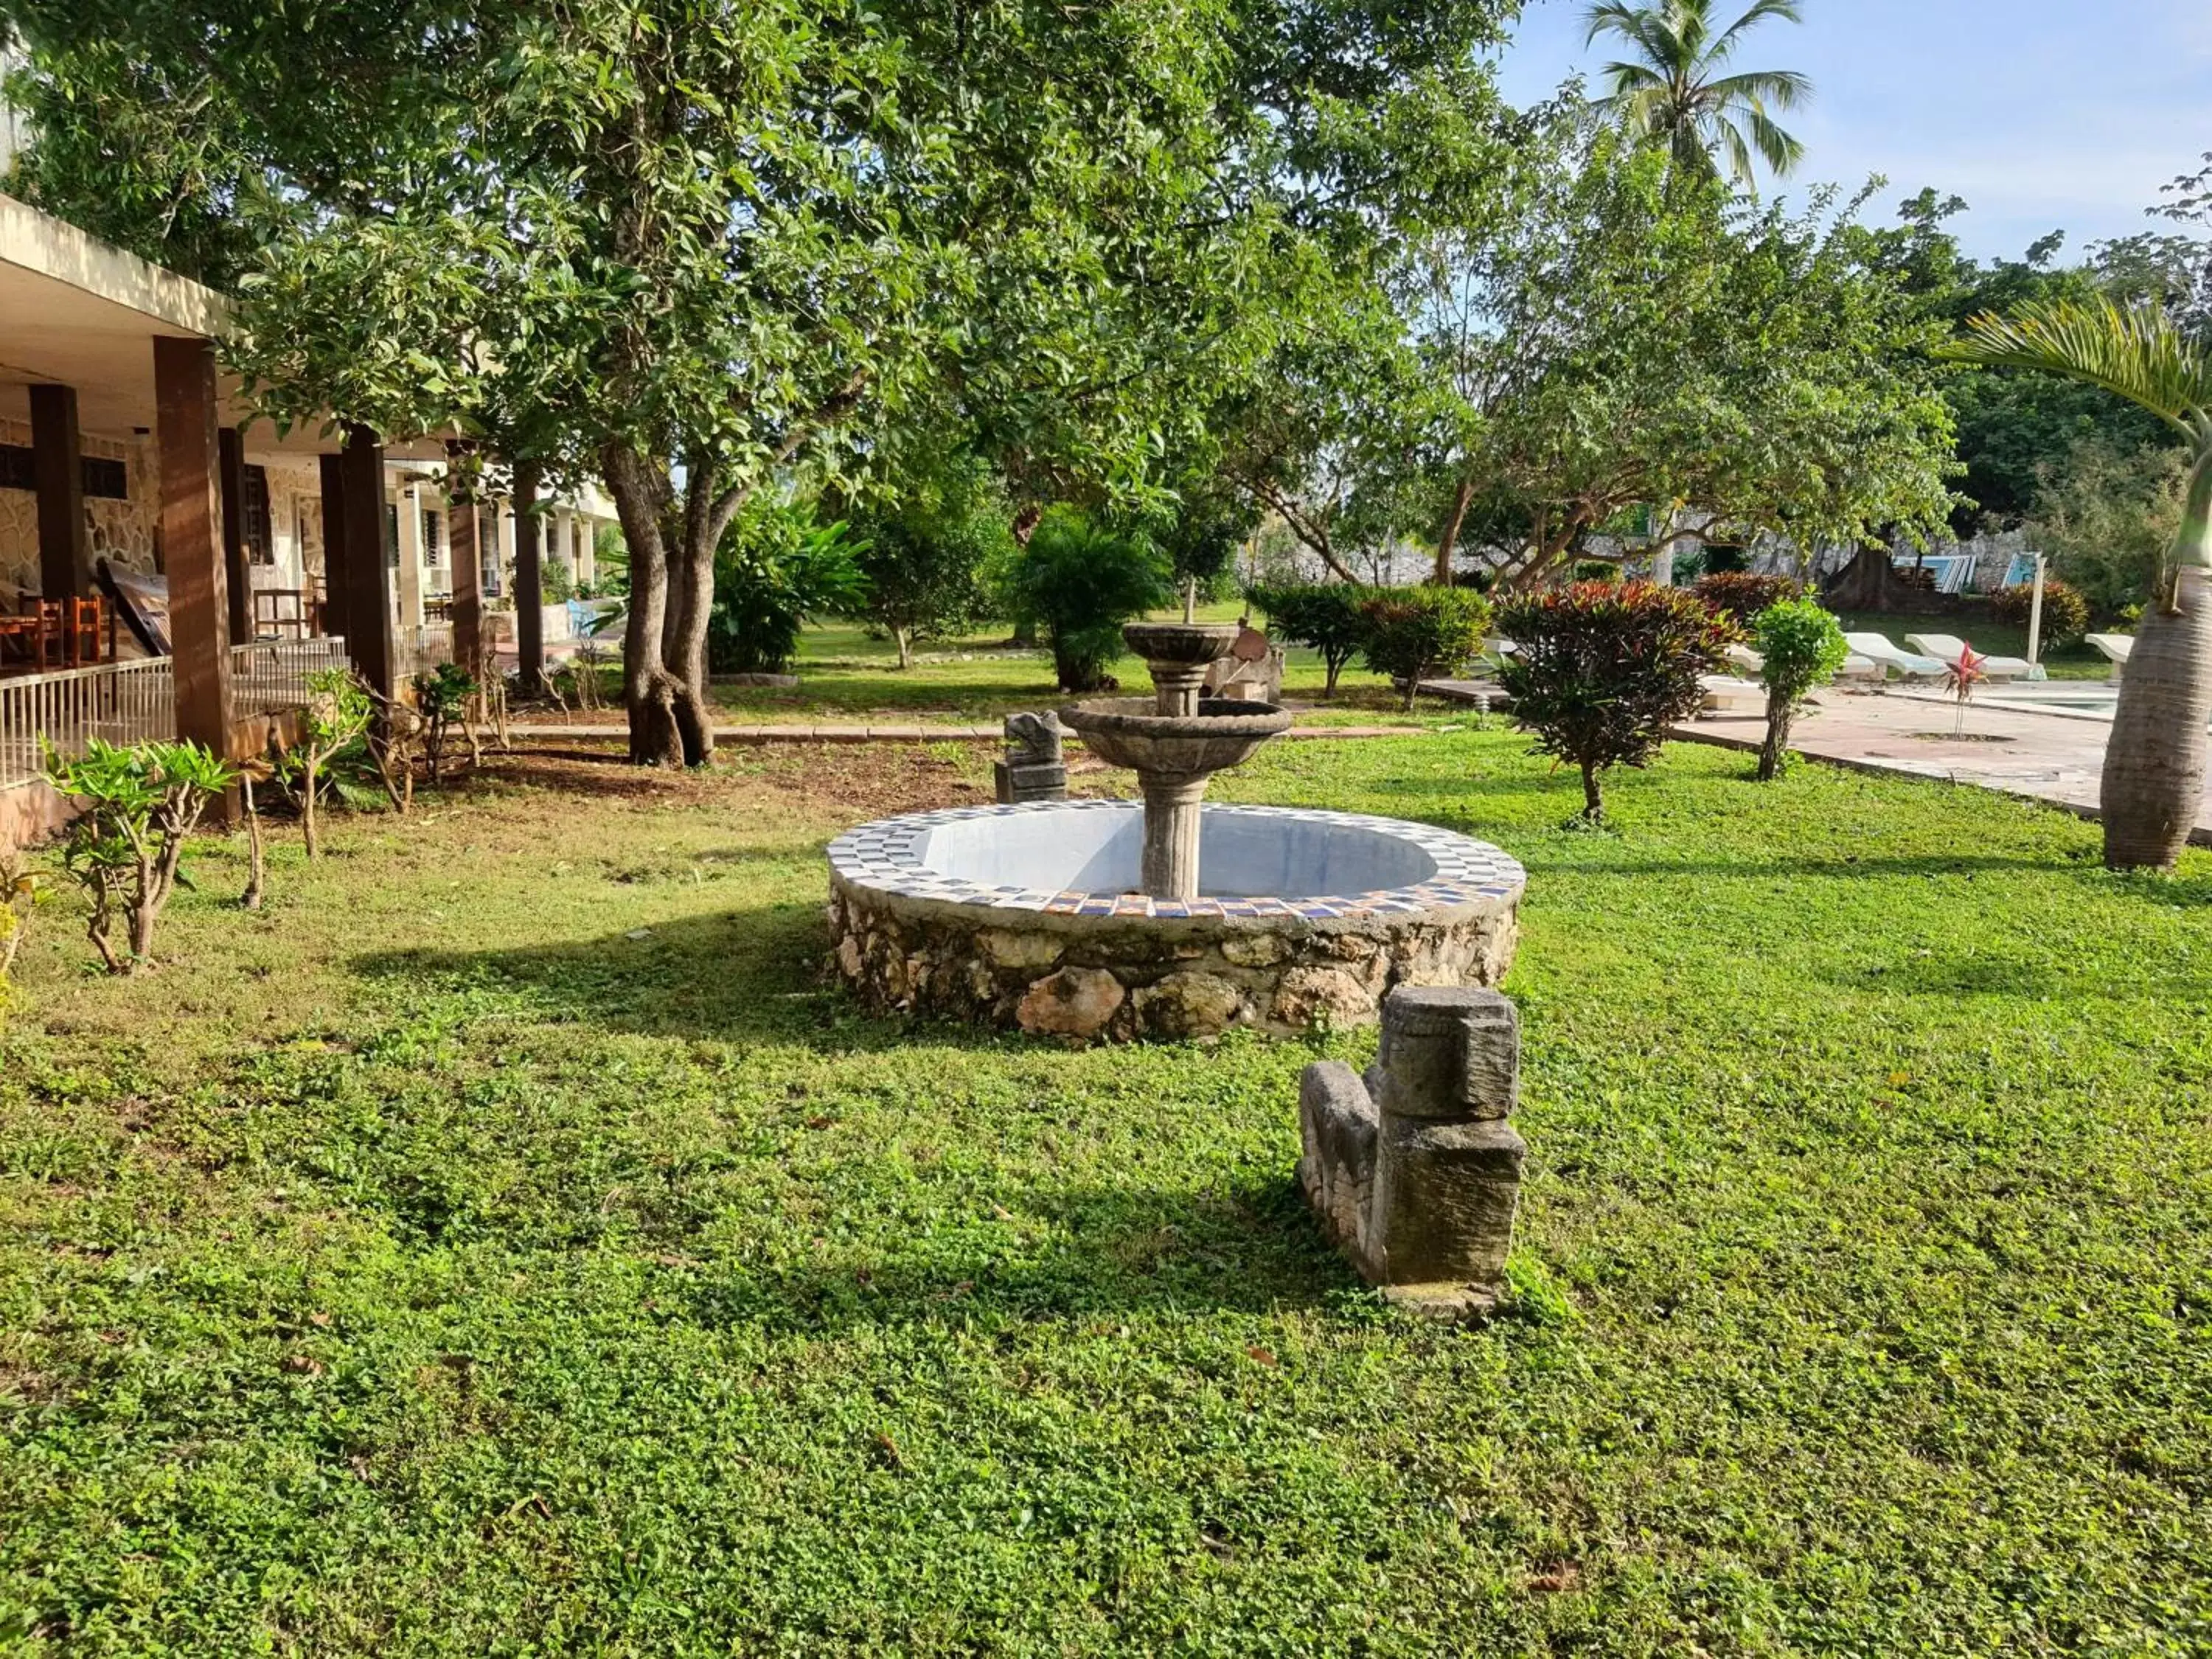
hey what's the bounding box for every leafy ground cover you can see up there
[2,733,2208,1654]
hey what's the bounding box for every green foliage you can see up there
[411,664,478,781]
[846,454,1010,669]
[1986,577,2090,647]
[1750,596,1848,779]
[1571,560,1621,585]
[1357,586,1493,710]
[1006,507,1173,692]
[538,557,576,608]
[1399,116,1958,585]
[45,737,234,974]
[1692,570,1806,619]
[710,501,869,677]
[2030,437,2194,616]
[1245,582,1374,696]
[1496,580,1740,818]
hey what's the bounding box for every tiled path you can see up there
[1672,690,2212,845]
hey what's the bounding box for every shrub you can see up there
[1693,571,1806,620]
[847,453,1009,669]
[1495,580,1740,822]
[1006,507,1173,692]
[709,498,868,675]
[1988,577,2090,648]
[539,556,577,606]
[1751,598,1851,781]
[1571,560,1620,585]
[47,737,234,974]
[1359,586,1492,711]
[1247,582,1373,696]
[292,667,375,859]
[413,662,478,782]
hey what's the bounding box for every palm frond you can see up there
[1943,298,2212,442]
[1734,100,1806,176]
[1703,67,1812,111]
[1584,1,1690,77]
[1710,115,1759,189]
[1716,0,1805,55]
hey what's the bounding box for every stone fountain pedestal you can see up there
[1060,623,1293,901]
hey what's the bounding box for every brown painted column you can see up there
[29,383,93,599]
[445,442,483,672]
[512,459,545,695]
[318,452,350,642]
[338,424,397,698]
[218,427,254,644]
[152,335,234,762]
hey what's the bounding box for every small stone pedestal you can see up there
[994,711,1068,804]
[1298,986,1526,1320]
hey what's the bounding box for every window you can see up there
[243,465,274,565]
[0,445,131,500]
[421,507,443,568]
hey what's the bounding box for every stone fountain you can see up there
[1058,622,1295,900]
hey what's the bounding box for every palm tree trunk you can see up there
[2101,451,2212,871]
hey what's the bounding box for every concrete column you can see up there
[395,481,425,630]
[218,427,254,642]
[576,515,597,586]
[445,445,483,672]
[317,453,349,641]
[338,425,397,699]
[494,498,515,597]
[152,335,234,762]
[1138,773,1210,901]
[29,383,92,600]
[552,504,575,584]
[512,462,545,695]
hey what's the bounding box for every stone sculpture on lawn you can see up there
[995,710,1068,804]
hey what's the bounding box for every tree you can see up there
[2029,436,2191,617]
[847,453,1009,669]
[1399,117,1956,588]
[1495,581,1739,821]
[1359,587,1492,710]
[1582,0,1810,187]
[1008,509,1172,693]
[1947,298,2212,871]
[709,500,867,678]
[47,738,234,974]
[1247,583,1373,697]
[1750,597,1848,781]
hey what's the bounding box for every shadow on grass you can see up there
[353,905,1051,1054]
[670,1175,1356,1332]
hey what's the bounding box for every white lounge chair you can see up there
[2086,633,2133,679]
[1842,631,1947,681]
[1904,632,2041,683]
[1697,674,1766,714]
[1837,653,1884,683]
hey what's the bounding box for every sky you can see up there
[1494,0,2211,262]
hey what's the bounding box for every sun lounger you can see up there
[1697,674,1767,714]
[1728,643,1879,684]
[2086,633,2133,678]
[1841,631,1947,681]
[1903,633,2041,683]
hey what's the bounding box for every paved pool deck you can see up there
[1672,689,2212,846]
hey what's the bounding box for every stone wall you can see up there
[828,878,1520,1043]
[0,417,158,597]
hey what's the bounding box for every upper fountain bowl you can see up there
[1059,698,1293,777]
[1121,622,1243,667]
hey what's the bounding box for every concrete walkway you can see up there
[1673,689,2212,845]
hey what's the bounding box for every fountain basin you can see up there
[1058,698,1294,777]
[828,800,1525,1041]
[1119,622,1243,666]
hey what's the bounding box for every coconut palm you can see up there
[1947,298,2212,870]
[1582,0,1811,187]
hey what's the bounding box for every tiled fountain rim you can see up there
[827,799,1527,922]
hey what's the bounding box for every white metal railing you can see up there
[1,638,352,790]
[231,636,352,719]
[0,657,176,788]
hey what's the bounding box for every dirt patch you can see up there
[740,742,990,816]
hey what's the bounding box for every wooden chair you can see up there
[253,588,309,641]
[64,597,111,667]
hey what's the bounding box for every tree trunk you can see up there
[512,461,546,698]
[604,445,687,768]
[667,524,716,767]
[241,774,265,910]
[1581,762,1603,822]
[895,627,914,670]
[1757,690,1791,782]
[1434,472,1475,585]
[301,756,321,860]
[2101,452,2212,870]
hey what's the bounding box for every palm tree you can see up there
[1947,298,2212,870]
[1582,0,1811,187]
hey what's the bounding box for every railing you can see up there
[231,636,352,719]
[0,638,352,790]
[0,657,175,788]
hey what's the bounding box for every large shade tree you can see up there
[1398,116,1957,586]
[1948,299,2212,872]
[1582,0,1810,187]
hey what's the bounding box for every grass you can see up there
[706,605,1438,727]
[4,733,2210,1654]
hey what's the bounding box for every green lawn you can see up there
[4,734,2208,1653]
[708,607,1436,726]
